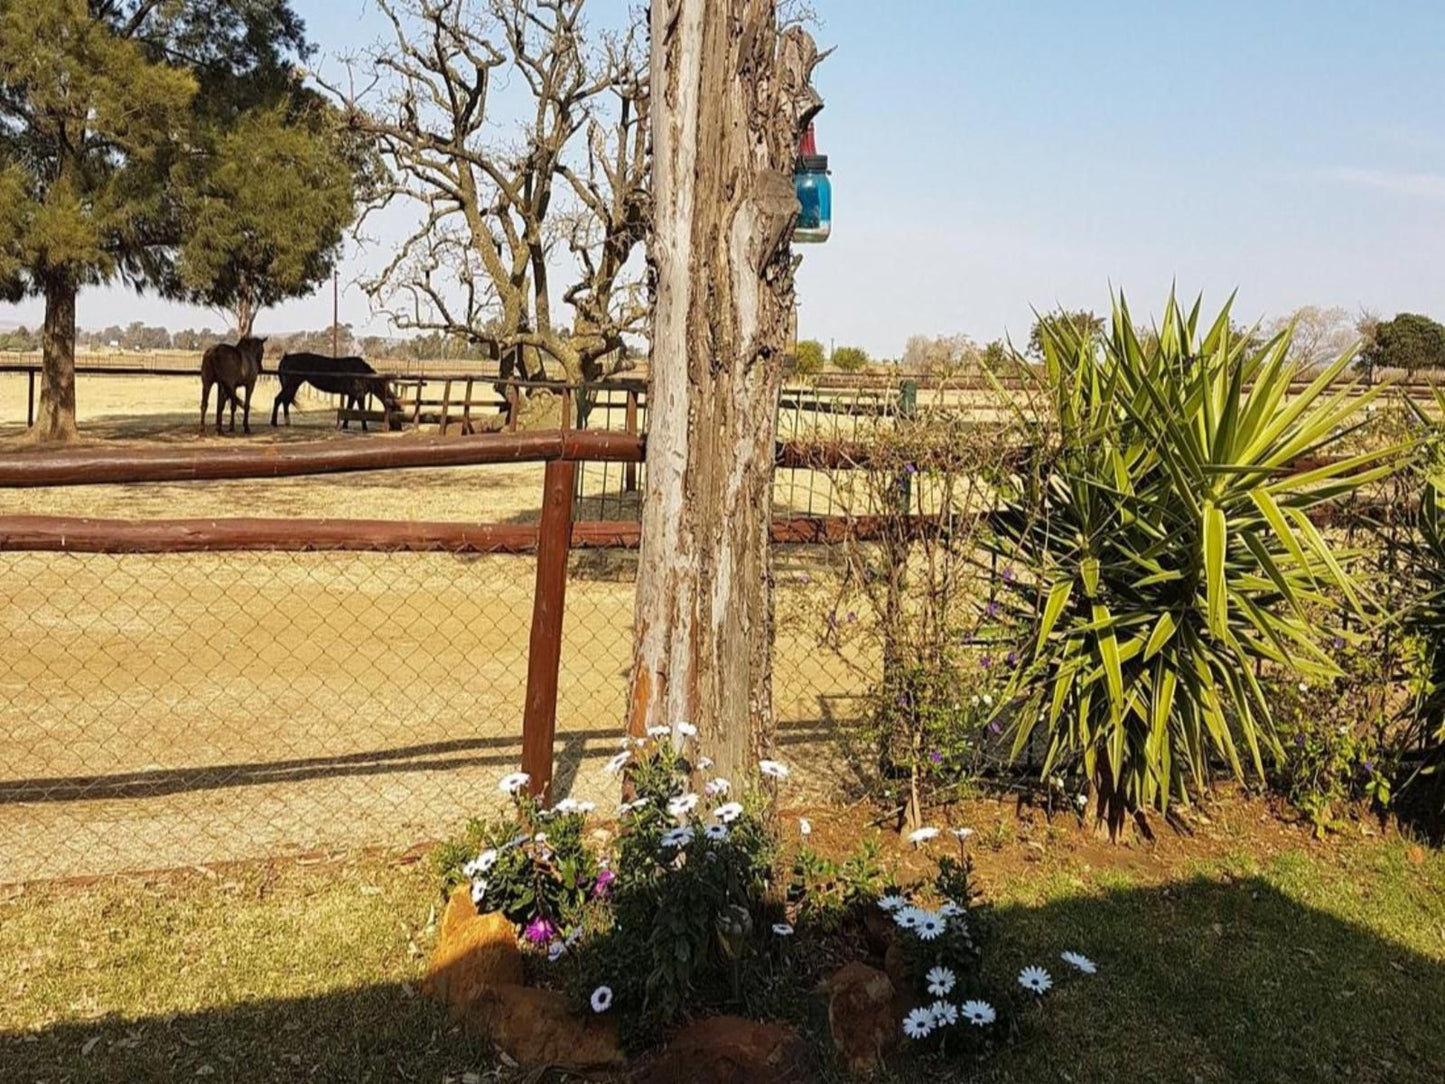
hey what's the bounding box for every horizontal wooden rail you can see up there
[0,429,645,487]
[0,515,643,554]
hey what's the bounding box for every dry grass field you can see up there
[0,371,873,883]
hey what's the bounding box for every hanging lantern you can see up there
[793,123,831,244]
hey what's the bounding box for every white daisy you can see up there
[704,777,731,796]
[901,1006,934,1040]
[498,772,530,795]
[1018,965,1053,994]
[590,985,613,1013]
[667,793,700,818]
[675,721,698,737]
[894,906,927,930]
[938,901,965,919]
[660,825,694,849]
[1061,950,1097,974]
[961,1000,996,1026]
[982,693,994,707]
[799,817,812,837]
[704,823,729,841]
[647,725,671,738]
[908,826,940,845]
[877,893,907,912]
[772,923,794,936]
[547,941,566,963]
[461,848,497,877]
[930,1000,958,1027]
[714,801,744,823]
[1075,793,1088,809]
[618,796,651,814]
[926,966,956,997]
[950,827,975,841]
[698,756,714,770]
[758,759,790,780]
[605,751,632,774]
[915,913,946,940]
[469,878,487,904]
[552,798,584,814]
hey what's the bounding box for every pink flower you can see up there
[593,868,616,899]
[524,916,558,944]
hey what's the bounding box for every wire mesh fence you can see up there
[0,542,873,884]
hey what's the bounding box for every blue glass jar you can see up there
[794,154,831,243]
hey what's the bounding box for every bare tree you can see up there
[629,1,825,782]
[1266,305,1361,370]
[322,0,649,384]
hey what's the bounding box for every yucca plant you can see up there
[1400,469,1445,822]
[991,292,1405,832]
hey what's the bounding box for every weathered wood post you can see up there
[628,3,826,782]
[522,457,577,800]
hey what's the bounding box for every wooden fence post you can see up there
[26,369,35,429]
[522,458,577,801]
[624,388,639,493]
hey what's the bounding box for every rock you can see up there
[882,938,909,995]
[634,1016,811,1084]
[466,984,625,1071]
[821,962,898,1076]
[422,887,523,1015]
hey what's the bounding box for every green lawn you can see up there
[4,836,1444,1082]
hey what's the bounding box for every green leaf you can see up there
[1204,500,1227,638]
[1144,612,1177,660]
[1036,579,1075,654]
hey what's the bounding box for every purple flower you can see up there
[1362,760,1375,772]
[1332,636,1345,650]
[989,719,1003,735]
[904,463,918,475]
[1006,651,1019,668]
[795,572,812,585]
[984,600,1000,618]
[1002,567,1016,583]
[592,868,616,899]
[930,751,944,765]
[1294,734,1305,748]
[525,916,558,944]
[847,611,858,623]
[980,655,993,670]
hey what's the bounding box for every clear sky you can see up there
[3,0,1443,358]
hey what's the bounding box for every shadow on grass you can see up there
[4,876,1441,1083]
[978,875,1445,1084]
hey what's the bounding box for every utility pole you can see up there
[331,270,340,358]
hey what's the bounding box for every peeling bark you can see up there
[630,2,824,782]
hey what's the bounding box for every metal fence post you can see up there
[522,457,577,801]
[897,379,918,514]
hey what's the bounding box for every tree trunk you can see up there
[33,276,79,443]
[628,2,820,783]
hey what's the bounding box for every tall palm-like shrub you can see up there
[993,293,1402,831]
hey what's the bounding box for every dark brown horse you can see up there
[200,337,267,434]
[271,353,403,432]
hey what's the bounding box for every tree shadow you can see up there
[979,875,1445,1083]
[4,875,1441,1082]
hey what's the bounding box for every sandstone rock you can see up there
[422,887,523,1015]
[821,962,898,1076]
[468,984,625,1071]
[633,1016,812,1084]
[882,937,909,996]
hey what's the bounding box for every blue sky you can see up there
[3,0,1443,357]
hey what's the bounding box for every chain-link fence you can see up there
[0,539,875,884]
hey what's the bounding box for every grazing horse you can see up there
[271,353,403,432]
[200,337,267,434]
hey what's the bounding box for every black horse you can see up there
[270,353,403,431]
